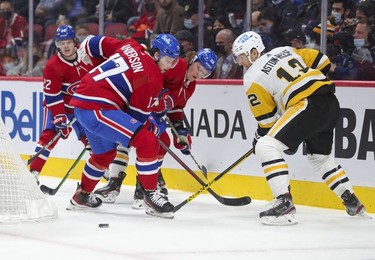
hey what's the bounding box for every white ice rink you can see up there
[1,176,374,260]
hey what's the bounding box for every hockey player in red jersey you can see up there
[29,25,95,184]
[67,34,180,218]
[232,31,367,225]
[94,48,218,209]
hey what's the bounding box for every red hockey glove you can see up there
[154,95,174,117]
[172,121,192,155]
[53,114,71,139]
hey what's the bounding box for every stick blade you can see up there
[40,185,57,196]
[220,195,252,206]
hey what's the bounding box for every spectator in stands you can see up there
[295,0,321,26]
[251,11,262,33]
[75,24,90,43]
[213,29,242,79]
[0,1,28,59]
[283,27,306,49]
[174,29,196,57]
[128,0,159,45]
[206,14,234,50]
[35,0,65,28]
[153,0,185,35]
[330,0,357,32]
[270,0,298,20]
[182,0,200,35]
[305,20,335,50]
[350,19,375,80]
[252,0,268,11]
[76,0,135,25]
[257,6,294,51]
[0,53,19,75]
[356,0,375,22]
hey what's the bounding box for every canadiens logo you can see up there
[130,118,138,124]
[66,81,80,95]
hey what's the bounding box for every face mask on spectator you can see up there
[145,3,156,13]
[184,19,194,29]
[3,62,15,71]
[0,11,12,20]
[215,45,226,55]
[161,3,172,10]
[76,35,88,43]
[261,24,272,34]
[331,11,343,24]
[353,38,365,48]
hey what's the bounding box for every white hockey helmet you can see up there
[232,31,265,64]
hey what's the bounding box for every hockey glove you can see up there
[154,95,174,117]
[172,121,192,155]
[53,114,71,139]
[146,113,167,137]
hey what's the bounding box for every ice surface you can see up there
[0,176,374,260]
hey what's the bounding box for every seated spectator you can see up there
[75,24,90,43]
[356,0,375,21]
[304,20,335,50]
[0,1,28,59]
[283,27,306,49]
[206,14,234,49]
[212,29,242,79]
[0,53,20,75]
[128,0,159,45]
[351,19,375,80]
[76,0,135,25]
[257,6,295,51]
[151,0,185,35]
[174,29,196,57]
[35,0,65,28]
[270,0,298,20]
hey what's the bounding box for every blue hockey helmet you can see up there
[151,34,180,59]
[55,25,76,41]
[192,48,218,77]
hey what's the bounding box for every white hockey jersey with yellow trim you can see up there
[243,46,334,130]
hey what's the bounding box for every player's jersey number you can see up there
[92,53,130,81]
[276,58,306,82]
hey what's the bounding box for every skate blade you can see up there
[261,214,298,226]
[357,211,372,219]
[66,201,100,211]
[145,207,174,219]
[132,199,145,210]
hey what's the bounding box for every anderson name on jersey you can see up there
[71,37,164,123]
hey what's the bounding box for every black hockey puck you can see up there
[98,223,109,228]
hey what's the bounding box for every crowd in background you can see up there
[0,0,374,80]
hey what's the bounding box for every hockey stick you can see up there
[173,148,254,213]
[27,117,77,165]
[40,147,86,196]
[158,138,251,208]
[165,117,208,178]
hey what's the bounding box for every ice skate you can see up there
[132,176,145,210]
[341,190,370,218]
[67,183,102,210]
[144,189,174,219]
[260,193,297,225]
[157,170,168,196]
[94,171,126,203]
[30,170,40,185]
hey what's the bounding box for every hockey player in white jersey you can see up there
[232,31,367,225]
